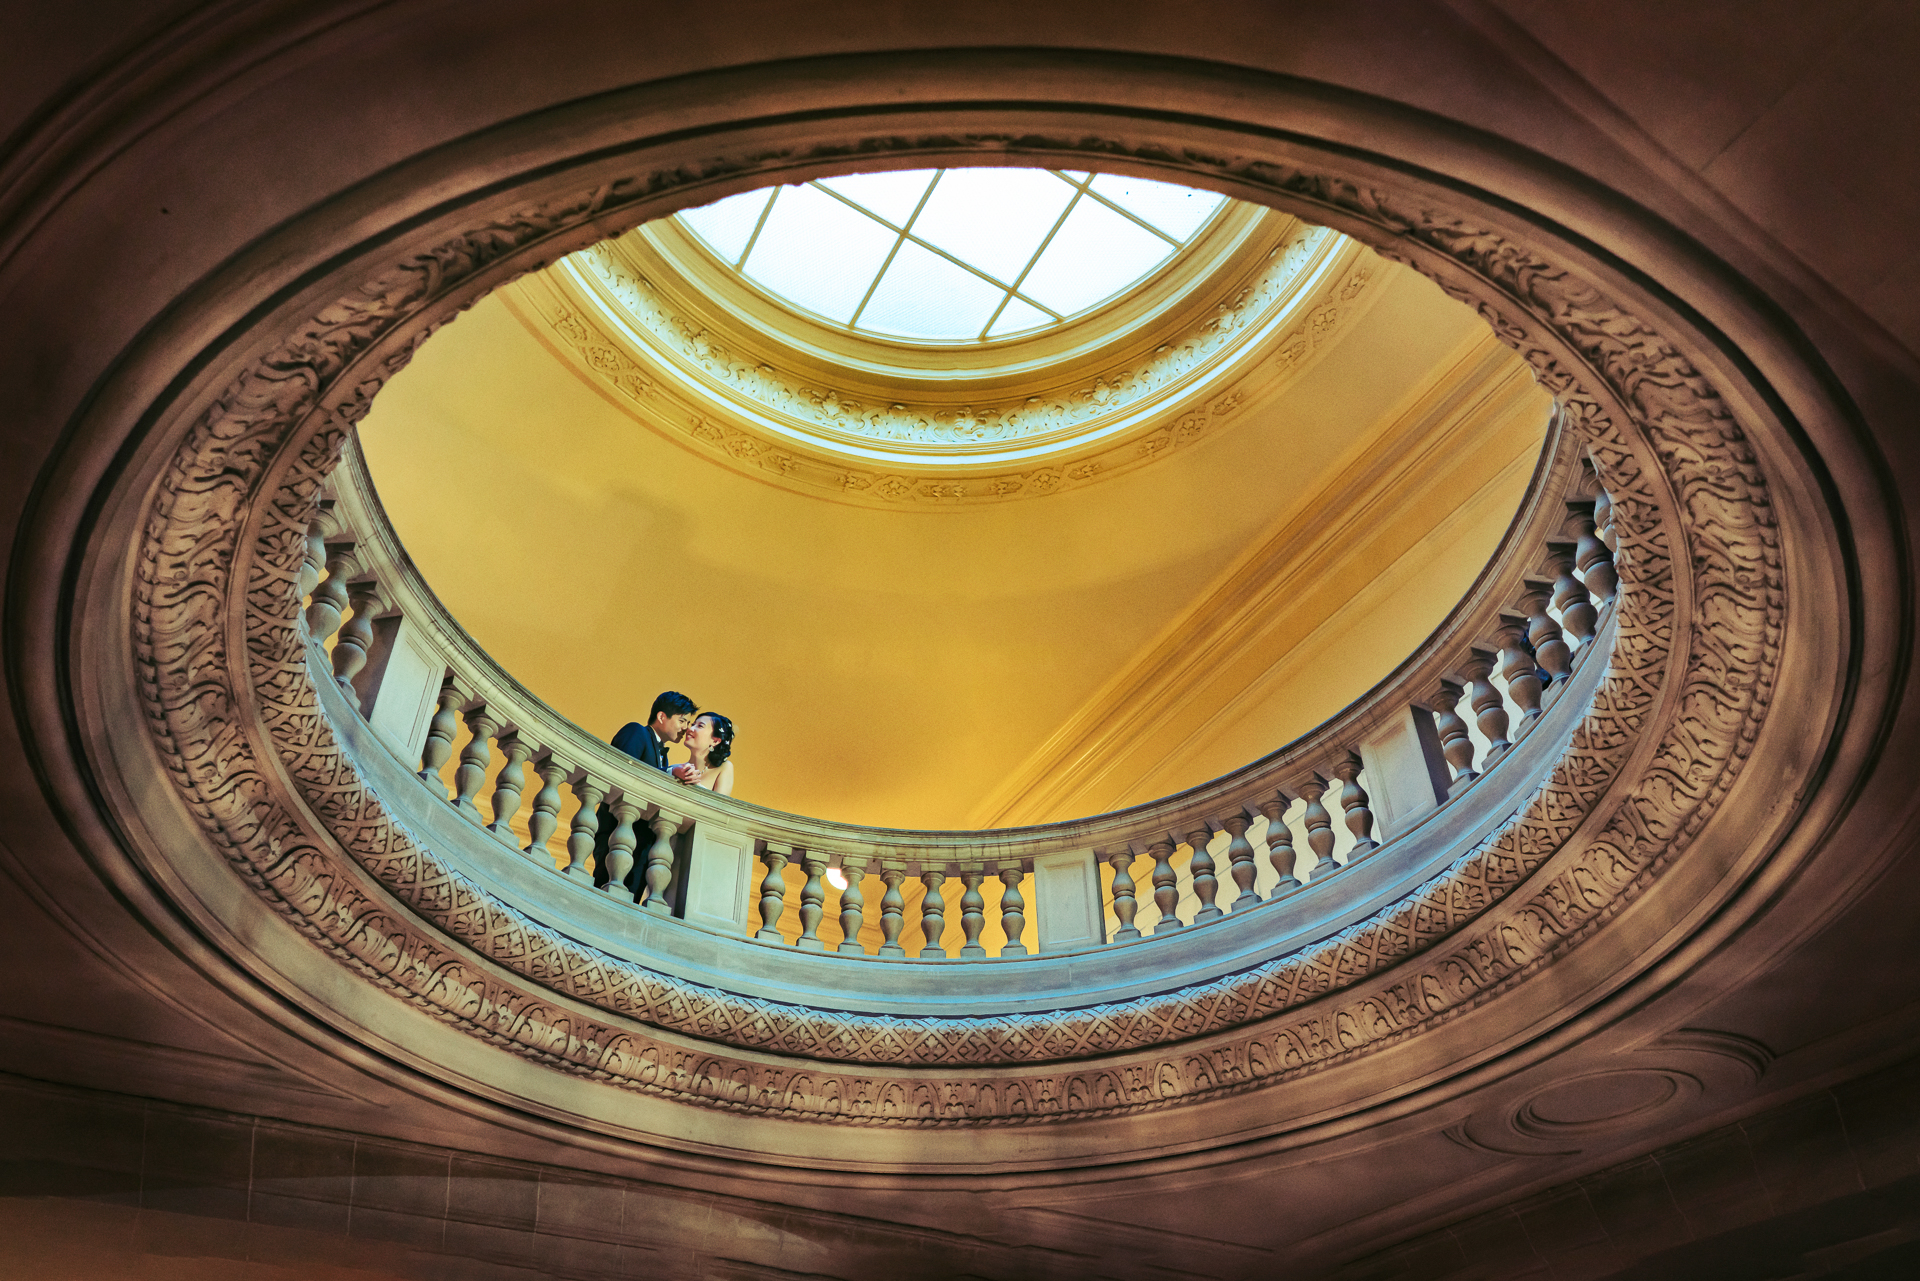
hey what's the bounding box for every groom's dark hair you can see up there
[649,691,698,721]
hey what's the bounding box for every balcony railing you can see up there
[301,405,1615,978]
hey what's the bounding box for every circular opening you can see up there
[584,168,1290,462]
[358,164,1550,831]
[91,45,1805,1164]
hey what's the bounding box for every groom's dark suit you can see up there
[591,721,670,896]
[610,721,671,771]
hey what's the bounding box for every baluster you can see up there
[602,798,641,899]
[1593,485,1617,553]
[640,813,677,913]
[296,507,330,602]
[1331,752,1377,857]
[487,732,531,846]
[417,679,462,784]
[1107,847,1142,942]
[1299,776,1339,881]
[1186,823,1222,925]
[836,858,868,955]
[1221,812,1259,911]
[332,576,385,698]
[304,541,356,643]
[1545,540,1597,644]
[918,869,948,958]
[563,776,605,881]
[755,846,791,941]
[1431,681,1479,797]
[997,867,1028,957]
[1148,836,1182,934]
[877,867,907,957]
[1518,576,1572,684]
[524,755,565,864]
[1259,795,1300,894]
[1568,499,1618,603]
[795,851,826,951]
[452,704,498,817]
[1462,648,1510,761]
[1494,615,1542,723]
[958,871,988,958]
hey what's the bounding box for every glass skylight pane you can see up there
[741,185,899,323]
[856,241,1006,341]
[1088,174,1224,240]
[671,167,1232,344]
[679,189,773,264]
[908,169,1078,284]
[985,296,1054,338]
[815,170,938,228]
[1016,198,1176,315]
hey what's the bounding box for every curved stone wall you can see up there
[54,53,1831,1171]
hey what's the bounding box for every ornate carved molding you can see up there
[129,135,1779,1128]
[513,220,1381,505]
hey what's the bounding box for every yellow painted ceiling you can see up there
[359,230,1548,829]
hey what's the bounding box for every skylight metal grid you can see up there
[675,168,1227,345]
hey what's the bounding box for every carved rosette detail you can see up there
[130,141,1779,1127]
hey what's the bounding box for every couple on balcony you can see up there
[609,690,736,796]
[592,691,735,894]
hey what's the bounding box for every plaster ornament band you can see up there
[499,215,1381,505]
[581,214,1332,454]
[130,138,1778,1129]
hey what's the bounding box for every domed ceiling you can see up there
[359,166,1550,828]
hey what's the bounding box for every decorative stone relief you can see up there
[130,137,1779,1127]
[516,228,1378,505]
[581,220,1328,446]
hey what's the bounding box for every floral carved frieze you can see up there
[130,137,1779,1128]
[583,218,1326,447]
[513,219,1379,506]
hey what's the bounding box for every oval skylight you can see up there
[675,169,1228,345]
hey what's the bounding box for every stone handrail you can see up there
[304,403,1614,965]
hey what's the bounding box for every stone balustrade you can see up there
[300,405,1613,962]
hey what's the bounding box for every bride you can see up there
[670,712,735,796]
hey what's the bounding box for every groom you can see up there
[592,690,698,895]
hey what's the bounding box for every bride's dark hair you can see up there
[699,713,734,769]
